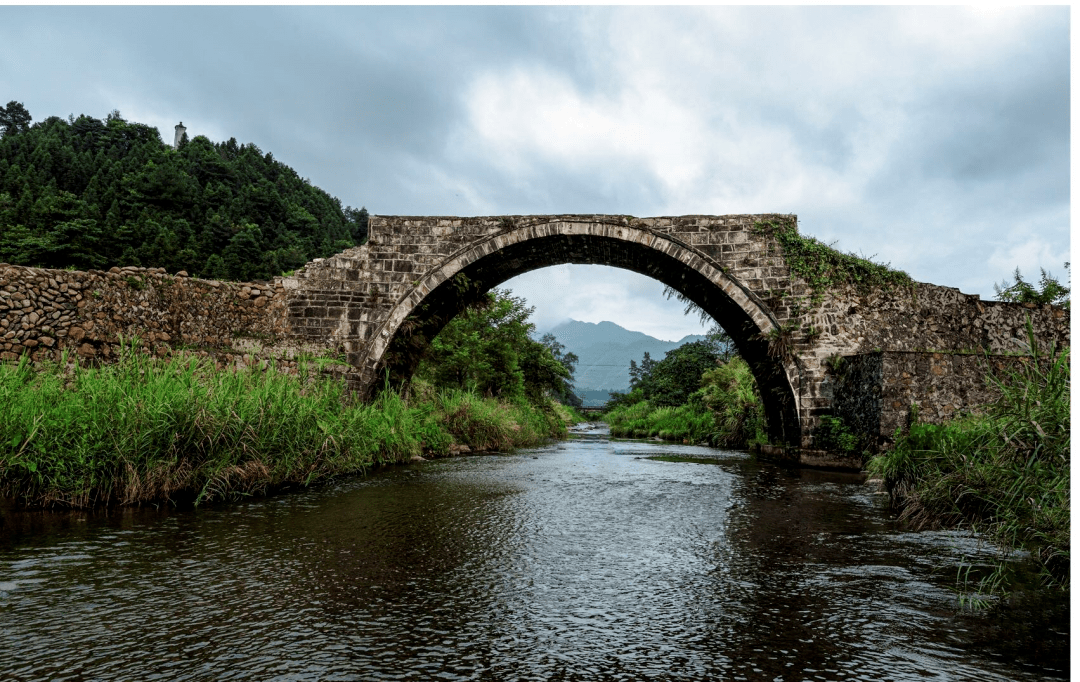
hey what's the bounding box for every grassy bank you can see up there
[606,401,715,443]
[605,356,767,448]
[868,328,1070,598]
[0,349,568,508]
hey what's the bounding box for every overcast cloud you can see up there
[0,6,1069,340]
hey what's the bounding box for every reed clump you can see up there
[0,347,567,508]
[868,322,1070,597]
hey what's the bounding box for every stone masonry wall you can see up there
[283,214,796,363]
[0,264,301,371]
[797,282,1068,439]
[832,350,1053,447]
[287,214,1069,448]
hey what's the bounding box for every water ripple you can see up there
[0,432,1067,680]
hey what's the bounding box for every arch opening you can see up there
[371,223,801,446]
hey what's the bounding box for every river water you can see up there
[0,424,1068,680]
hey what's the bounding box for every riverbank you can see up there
[604,357,766,449]
[0,349,572,509]
[868,332,1070,598]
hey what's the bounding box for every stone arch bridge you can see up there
[280,214,1069,458]
[0,214,1068,465]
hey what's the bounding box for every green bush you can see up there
[604,356,767,448]
[813,415,861,455]
[694,357,767,448]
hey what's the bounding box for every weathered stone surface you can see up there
[279,214,1068,449]
[0,215,1069,454]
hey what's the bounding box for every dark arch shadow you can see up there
[375,228,801,446]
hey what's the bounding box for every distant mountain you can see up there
[545,320,707,393]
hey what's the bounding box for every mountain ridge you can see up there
[544,319,707,393]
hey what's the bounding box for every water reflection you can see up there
[0,426,1067,680]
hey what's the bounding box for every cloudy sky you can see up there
[1,6,1069,340]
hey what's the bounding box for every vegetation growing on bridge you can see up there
[869,323,1070,602]
[0,101,368,280]
[994,264,1070,308]
[752,219,912,298]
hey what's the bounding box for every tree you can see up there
[0,101,32,138]
[345,205,369,243]
[643,340,721,407]
[994,264,1070,309]
[537,333,580,406]
[629,351,656,389]
[0,104,365,278]
[222,224,265,280]
[415,289,576,406]
[417,289,534,399]
[627,341,721,407]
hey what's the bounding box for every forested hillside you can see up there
[0,101,368,280]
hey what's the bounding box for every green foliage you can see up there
[414,289,576,407]
[752,219,912,297]
[694,357,767,448]
[868,321,1070,598]
[0,105,367,278]
[813,415,862,455]
[531,334,581,407]
[606,356,766,449]
[0,101,32,138]
[760,321,798,361]
[629,339,721,407]
[605,400,716,443]
[605,387,646,411]
[824,353,847,376]
[0,350,567,508]
[994,264,1070,309]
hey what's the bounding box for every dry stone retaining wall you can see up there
[0,264,304,372]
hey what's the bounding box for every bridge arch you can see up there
[362,219,802,446]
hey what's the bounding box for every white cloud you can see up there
[987,237,1070,288]
[503,265,712,341]
[460,67,707,192]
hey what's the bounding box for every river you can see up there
[0,424,1068,680]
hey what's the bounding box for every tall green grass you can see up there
[868,323,1070,597]
[604,356,766,448]
[605,402,717,443]
[0,347,567,508]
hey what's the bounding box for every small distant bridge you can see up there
[578,406,607,417]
